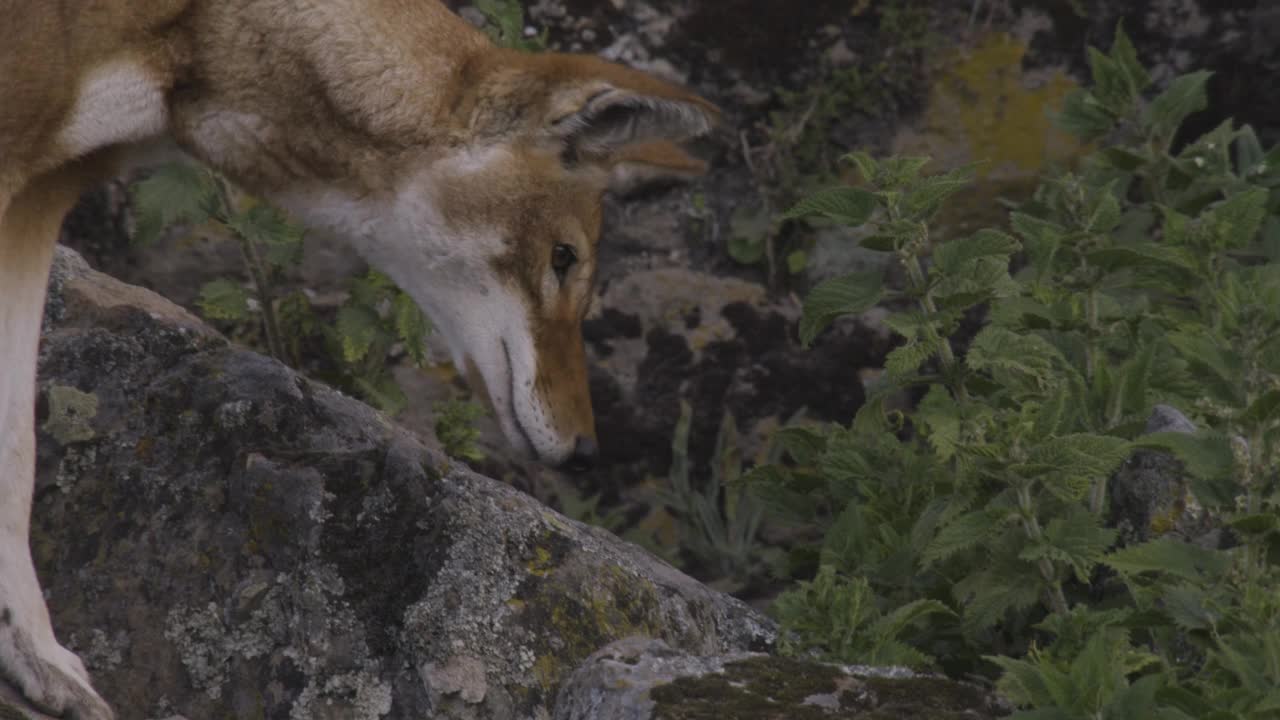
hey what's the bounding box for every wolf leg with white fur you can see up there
[0,170,114,720]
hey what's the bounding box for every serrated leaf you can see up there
[1228,513,1278,535]
[196,279,250,322]
[967,327,1065,385]
[335,304,381,364]
[228,203,304,268]
[1241,389,1280,426]
[842,151,878,182]
[1146,71,1211,142]
[1136,431,1234,484]
[870,598,953,640]
[1206,187,1268,249]
[933,229,1020,275]
[1086,243,1195,272]
[776,426,828,466]
[1109,22,1151,95]
[1056,89,1116,140]
[799,271,883,347]
[1104,537,1230,583]
[784,186,878,225]
[1021,508,1118,581]
[1022,435,1130,500]
[902,165,976,220]
[1161,583,1216,631]
[1235,125,1266,176]
[885,337,942,380]
[130,162,218,246]
[1088,46,1133,115]
[922,509,998,566]
[916,385,960,460]
[392,292,430,365]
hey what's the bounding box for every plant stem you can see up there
[238,234,286,363]
[905,251,966,399]
[1017,484,1070,616]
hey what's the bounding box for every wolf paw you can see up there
[0,627,113,720]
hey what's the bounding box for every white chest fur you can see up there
[58,59,169,159]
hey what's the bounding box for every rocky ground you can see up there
[2,246,1003,719]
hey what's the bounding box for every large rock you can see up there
[6,247,774,719]
[553,637,1004,720]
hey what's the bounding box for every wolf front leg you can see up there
[0,171,114,720]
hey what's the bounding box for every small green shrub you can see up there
[751,24,1280,716]
[434,399,487,463]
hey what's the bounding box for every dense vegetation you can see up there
[741,26,1280,718]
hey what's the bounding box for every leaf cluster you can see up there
[749,24,1280,716]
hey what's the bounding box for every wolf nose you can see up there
[560,436,598,473]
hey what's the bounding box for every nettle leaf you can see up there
[1021,507,1118,582]
[784,186,878,225]
[902,165,976,220]
[1086,243,1195,273]
[1056,89,1115,141]
[933,229,1020,275]
[916,385,960,460]
[799,271,884,347]
[1087,46,1134,116]
[870,598,953,644]
[842,151,878,182]
[876,156,933,190]
[1136,431,1236,493]
[1161,584,1216,631]
[1023,435,1131,499]
[229,203,304,268]
[1206,187,1268,249]
[922,509,999,566]
[1166,330,1242,403]
[967,327,1065,385]
[885,337,943,380]
[1085,184,1123,233]
[776,425,829,466]
[130,162,219,246]
[1108,22,1151,96]
[1146,71,1211,142]
[196,278,251,322]
[393,292,430,366]
[1235,125,1266,176]
[335,304,382,364]
[956,558,1043,635]
[1104,537,1230,583]
[1241,389,1280,427]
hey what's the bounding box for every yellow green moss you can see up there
[42,385,99,444]
[894,33,1083,236]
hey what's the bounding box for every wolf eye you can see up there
[551,243,577,280]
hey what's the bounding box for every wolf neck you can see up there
[170,0,491,195]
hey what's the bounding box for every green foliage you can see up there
[435,399,487,463]
[747,23,1280,713]
[131,165,432,416]
[730,0,931,284]
[475,0,546,51]
[657,401,781,592]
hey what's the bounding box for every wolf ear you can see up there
[525,53,720,162]
[607,140,709,195]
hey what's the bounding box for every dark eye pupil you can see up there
[552,244,577,272]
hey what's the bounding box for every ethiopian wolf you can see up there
[0,1,717,715]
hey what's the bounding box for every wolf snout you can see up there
[557,435,598,473]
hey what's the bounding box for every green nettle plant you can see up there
[751,25,1280,718]
[130,164,431,415]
